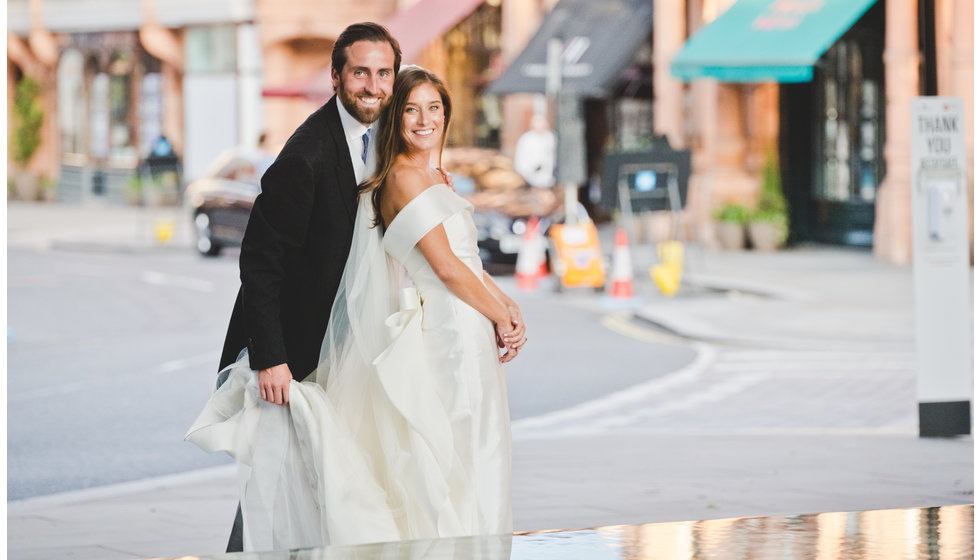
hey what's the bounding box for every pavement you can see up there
[6,201,974,559]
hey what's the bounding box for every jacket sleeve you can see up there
[239,153,316,371]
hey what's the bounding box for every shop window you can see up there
[140,73,163,155]
[815,39,883,204]
[186,25,237,74]
[90,73,110,159]
[615,98,654,151]
[442,3,502,148]
[801,0,885,246]
[108,72,133,159]
[57,49,85,155]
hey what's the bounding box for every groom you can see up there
[219,22,399,402]
[216,22,401,552]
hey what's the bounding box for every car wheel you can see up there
[194,212,221,257]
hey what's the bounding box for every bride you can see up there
[186,66,526,552]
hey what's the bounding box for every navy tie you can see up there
[361,129,371,164]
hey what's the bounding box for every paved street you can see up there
[7,202,695,499]
[6,202,972,560]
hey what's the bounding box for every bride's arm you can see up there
[416,227,519,363]
[417,228,517,362]
[386,166,520,362]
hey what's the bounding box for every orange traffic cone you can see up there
[609,228,634,298]
[515,216,546,290]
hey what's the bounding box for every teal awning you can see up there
[671,0,878,83]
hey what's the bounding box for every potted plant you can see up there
[747,151,788,251]
[714,202,749,250]
[125,174,144,206]
[11,76,44,201]
[39,176,58,202]
[142,173,179,206]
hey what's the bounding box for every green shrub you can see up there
[714,203,749,224]
[752,150,787,223]
[12,76,43,166]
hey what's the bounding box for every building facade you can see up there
[6,0,531,201]
[490,0,972,263]
[7,0,263,202]
[9,0,971,265]
[655,0,973,262]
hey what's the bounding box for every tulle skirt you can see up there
[186,294,512,551]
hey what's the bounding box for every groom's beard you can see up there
[337,81,388,126]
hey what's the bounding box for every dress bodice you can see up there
[383,184,483,295]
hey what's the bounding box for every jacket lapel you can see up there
[324,96,358,222]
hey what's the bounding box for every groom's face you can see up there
[332,40,396,126]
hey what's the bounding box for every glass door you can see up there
[809,3,884,246]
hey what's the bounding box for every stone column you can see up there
[140,0,186,156]
[653,0,685,148]
[872,0,918,263]
[949,0,973,248]
[24,0,59,182]
[500,0,544,157]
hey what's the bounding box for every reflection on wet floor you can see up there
[513,505,973,559]
[203,505,973,559]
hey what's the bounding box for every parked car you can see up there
[184,147,274,256]
[442,148,562,265]
[185,146,562,264]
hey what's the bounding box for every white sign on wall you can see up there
[909,97,972,436]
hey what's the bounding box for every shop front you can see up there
[672,0,883,247]
[487,0,655,201]
[259,0,496,150]
[57,31,164,204]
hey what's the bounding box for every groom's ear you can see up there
[331,66,341,92]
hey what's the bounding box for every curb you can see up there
[7,464,236,513]
[50,240,194,254]
[630,310,905,351]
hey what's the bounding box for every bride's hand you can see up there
[494,322,519,363]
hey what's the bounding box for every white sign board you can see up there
[909,97,972,415]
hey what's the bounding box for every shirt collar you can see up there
[335,97,373,141]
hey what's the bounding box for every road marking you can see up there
[600,313,687,344]
[583,372,770,431]
[141,271,214,292]
[512,340,716,436]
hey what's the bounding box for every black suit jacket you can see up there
[219,96,358,381]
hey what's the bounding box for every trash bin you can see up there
[141,135,182,205]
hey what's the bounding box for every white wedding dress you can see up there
[186,184,513,552]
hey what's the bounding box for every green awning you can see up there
[671,0,878,83]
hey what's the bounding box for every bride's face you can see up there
[401,83,444,154]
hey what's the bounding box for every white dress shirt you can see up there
[336,99,378,184]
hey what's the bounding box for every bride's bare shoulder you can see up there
[386,164,443,206]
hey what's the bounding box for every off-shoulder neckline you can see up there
[382,183,451,238]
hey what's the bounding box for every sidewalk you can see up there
[6,204,974,559]
[7,201,193,253]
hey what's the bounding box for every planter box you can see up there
[748,222,783,252]
[716,222,745,250]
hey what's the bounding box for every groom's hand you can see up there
[436,167,455,191]
[258,363,293,405]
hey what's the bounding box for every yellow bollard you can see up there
[650,241,684,296]
[154,220,175,243]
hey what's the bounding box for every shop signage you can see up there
[909,96,971,436]
[520,36,593,79]
[752,0,825,31]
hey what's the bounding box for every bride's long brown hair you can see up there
[359,66,453,226]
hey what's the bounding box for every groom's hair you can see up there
[332,22,402,75]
